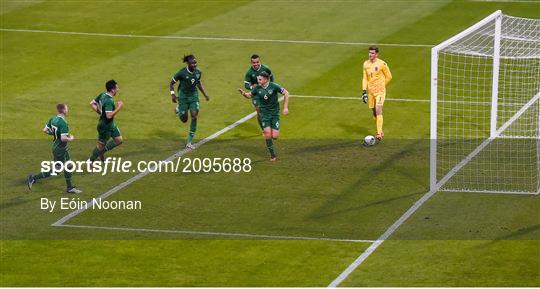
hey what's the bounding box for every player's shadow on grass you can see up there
[9,173,62,192]
[151,128,184,139]
[3,177,63,210]
[310,190,425,220]
[479,224,540,245]
[0,196,34,211]
[222,140,271,156]
[338,121,372,136]
[308,140,427,220]
[290,140,359,154]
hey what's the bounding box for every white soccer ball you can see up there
[363,135,376,146]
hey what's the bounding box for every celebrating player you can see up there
[169,54,210,149]
[243,54,274,132]
[88,79,124,163]
[362,46,392,140]
[27,104,81,194]
[238,71,289,161]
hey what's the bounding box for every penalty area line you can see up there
[57,224,377,243]
[51,111,258,227]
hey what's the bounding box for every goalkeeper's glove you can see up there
[362,90,368,104]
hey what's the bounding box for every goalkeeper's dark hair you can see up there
[368,46,379,53]
[251,54,260,60]
[183,54,196,63]
[105,79,118,92]
[56,103,67,113]
[259,71,270,79]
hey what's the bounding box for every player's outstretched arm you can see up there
[197,82,210,101]
[282,88,289,115]
[169,78,177,103]
[238,89,252,99]
[244,71,252,89]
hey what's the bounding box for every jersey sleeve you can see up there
[172,70,183,82]
[382,62,392,85]
[362,62,368,91]
[250,87,258,96]
[58,120,69,136]
[196,70,202,84]
[274,83,285,94]
[102,98,115,113]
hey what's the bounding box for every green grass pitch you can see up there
[1,0,539,286]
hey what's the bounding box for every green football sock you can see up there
[105,140,118,151]
[90,147,103,162]
[187,118,197,143]
[265,139,275,158]
[65,176,73,188]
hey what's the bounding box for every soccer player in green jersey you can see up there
[243,54,273,132]
[88,80,124,163]
[169,54,210,149]
[238,71,289,161]
[27,104,82,193]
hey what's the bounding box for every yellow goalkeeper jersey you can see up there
[362,58,392,94]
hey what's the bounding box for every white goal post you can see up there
[430,10,540,195]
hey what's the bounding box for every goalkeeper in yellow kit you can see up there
[362,46,392,140]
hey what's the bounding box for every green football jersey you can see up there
[244,64,273,89]
[250,82,283,115]
[94,92,117,127]
[173,67,202,99]
[45,115,69,151]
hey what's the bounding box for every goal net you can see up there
[430,11,540,195]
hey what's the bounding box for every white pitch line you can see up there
[58,224,376,243]
[0,28,433,47]
[51,111,258,227]
[292,94,529,106]
[290,94,429,102]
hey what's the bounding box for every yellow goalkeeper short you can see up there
[368,91,385,109]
